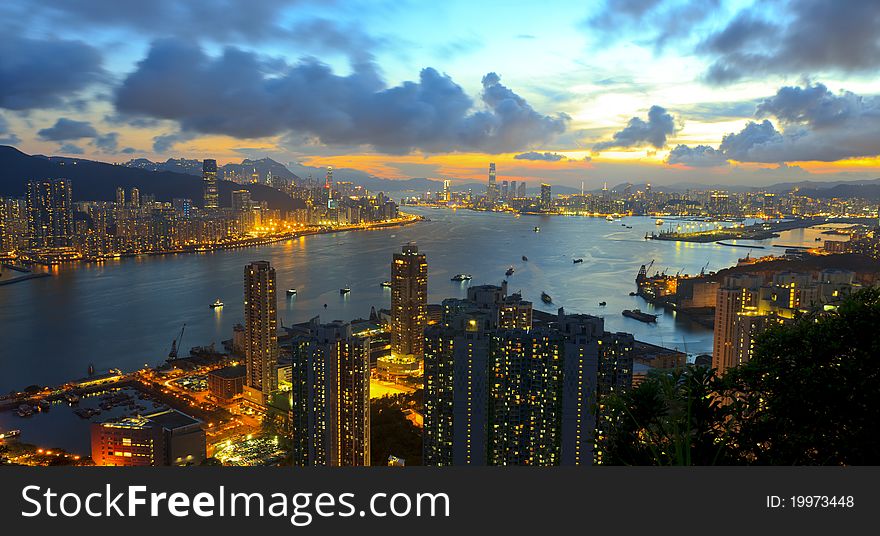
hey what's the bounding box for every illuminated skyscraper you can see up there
[202,159,219,209]
[116,187,125,207]
[540,183,552,211]
[243,261,279,405]
[290,319,370,466]
[442,179,452,203]
[509,180,517,199]
[26,178,73,248]
[130,187,140,208]
[712,274,761,375]
[391,243,428,359]
[517,182,526,198]
[487,163,498,204]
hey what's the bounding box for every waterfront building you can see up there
[712,274,761,375]
[391,243,428,360]
[243,261,279,405]
[91,409,205,467]
[289,319,370,466]
[26,178,73,248]
[203,159,219,209]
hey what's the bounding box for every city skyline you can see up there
[1,1,879,189]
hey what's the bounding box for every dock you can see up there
[0,272,51,286]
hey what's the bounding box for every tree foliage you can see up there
[605,288,880,465]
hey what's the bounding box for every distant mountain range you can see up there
[0,146,305,212]
[604,179,880,199]
[125,156,300,183]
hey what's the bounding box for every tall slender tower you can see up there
[203,159,218,210]
[391,243,428,359]
[487,163,497,203]
[243,261,278,405]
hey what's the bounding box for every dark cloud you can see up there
[514,151,565,161]
[37,118,99,141]
[592,105,675,151]
[586,0,720,50]
[37,0,319,44]
[152,131,197,153]
[58,143,85,155]
[666,144,727,167]
[669,83,880,164]
[120,147,138,154]
[116,39,568,154]
[702,0,880,83]
[0,115,21,145]
[92,132,119,152]
[755,82,875,128]
[0,34,104,111]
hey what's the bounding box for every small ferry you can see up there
[541,292,552,304]
[340,286,351,295]
[534,226,540,232]
[522,256,528,261]
[573,258,583,264]
[286,288,297,296]
[380,280,392,288]
[210,298,224,308]
[599,301,607,306]
[622,309,657,323]
[451,273,473,281]
[606,215,615,221]
[505,267,515,276]
[629,291,637,296]
[0,429,20,439]
[655,219,664,225]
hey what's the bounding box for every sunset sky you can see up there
[1,0,879,188]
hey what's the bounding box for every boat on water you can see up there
[573,258,583,264]
[0,429,20,439]
[599,301,607,306]
[63,393,80,404]
[534,226,540,232]
[626,225,633,229]
[451,273,473,281]
[286,288,297,296]
[629,291,637,296]
[815,237,822,241]
[541,292,553,304]
[522,255,528,261]
[606,215,615,221]
[16,404,34,418]
[340,286,351,295]
[505,267,515,276]
[622,309,658,323]
[655,219,664,225]
[210,298,224,308]
[380,280,392,288]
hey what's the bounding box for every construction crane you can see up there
[168,323,186,359]
[700,259,710,276]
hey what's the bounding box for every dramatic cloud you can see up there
[36,0,317,43]
[668,83,880,164]
[702,0,880,83]
[115,39,568,154]
[586,0,721,49]
[152,131,197,153]
[92,132,119,152]
[755,82,875,128]
[592,105,675,151]
[0,115,21,145]
[37,118,99,141]
[666,144,727,167]
[0,35,104,111]
[514,151,565,161]
[58,143,85,155]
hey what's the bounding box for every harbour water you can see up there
[0,207,831,396]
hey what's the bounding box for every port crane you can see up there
[700,259,710,276]
[168,323,186,359]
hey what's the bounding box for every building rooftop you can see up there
[209,365,246,379]
[144,409,201,430]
